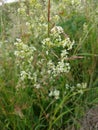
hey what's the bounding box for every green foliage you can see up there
[0,0,98,129]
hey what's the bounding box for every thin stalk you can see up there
[48,0,51,37]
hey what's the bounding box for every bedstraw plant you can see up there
[0,0,98,130]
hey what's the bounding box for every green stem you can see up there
[48,0,51,37]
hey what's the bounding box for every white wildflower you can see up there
[49,89,60,99]
[82,83,87,88]
[26,22,30,26]
[49,91,53,97]
[77,83,81,88]
[14,51,19,56]
[61,39,68,48]
[16,38,22,42]
[51,26,64,34]
[42,38,50,45]
[65,84,70,89]
[61,38,74,50]
[46,51,49,55]
[54,89,60,99]
[56,60,70,74]
[34,83,41,89]
[20,71,28,81]
[61,49,68,58]
[67,40,75,50]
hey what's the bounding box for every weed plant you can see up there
[0,0,98,130]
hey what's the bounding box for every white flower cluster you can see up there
[61,38,75,50]
[56,61,70,74]
[47,60,70,77]
[42,26,75,77]
[51,26,64,34]
[14,38,37,87]
[14,38,36,60]
[65,82,87,94]
[49,89,60,99]
[20,71,28,81]
[76,83,87,94]
[42,26,74,50]
[14,26,75,100]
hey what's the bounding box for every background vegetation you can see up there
[0,0,98,129]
